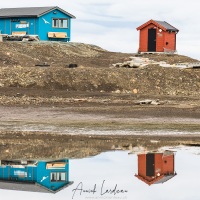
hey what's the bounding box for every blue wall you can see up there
[0,159,70,192]
[0,18,38,35]
[0,8,73,41]
[36,160,69,191]
[38,9,71,41]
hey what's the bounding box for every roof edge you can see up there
[136,19,178,32]
[38,6,76,18]
[163,21,179,32]
[36,181,74,194]
[0,6,76,19]
[135,174,165,186]
[136,19,167,31]
[0,15,37,18]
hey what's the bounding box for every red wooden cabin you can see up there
[135,151,176,185]
[136,20,179,53]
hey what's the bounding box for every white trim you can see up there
[52,18,68,29]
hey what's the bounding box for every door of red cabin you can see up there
[146,153,155,176]
[148,28,156,52]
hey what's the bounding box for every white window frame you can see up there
[52,18,68,28]
[50,172,66,182]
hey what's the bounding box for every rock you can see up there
[35,62,50,67]
[132,89,138,94]
[113,89,121,93]
[112,63,123,67]
[134,99,161,105]
[150,140,160,143]
[151,100,160,105]
[68,64,78,68]
[113,56,198,69]
[129,61,140,68]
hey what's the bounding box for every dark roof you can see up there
[135,174,176,186]
[154,174,176,184]
[154,20,179,32]
[0,180,74,193]
[0,6,76,18]
[136,19,179,32]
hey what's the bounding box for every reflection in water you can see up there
[135,150,177,185]
[0,159,73,193]
[0,148,199,200]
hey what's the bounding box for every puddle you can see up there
[0,121,199,136]
[0,146,199,199]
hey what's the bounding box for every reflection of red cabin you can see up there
[136,20,179,53]
[135,151,176,185]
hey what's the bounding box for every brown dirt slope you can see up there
[0,42,199,97]
[0,42,132,68]
[0,42,197,68]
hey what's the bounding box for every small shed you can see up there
[0,6,75,41]
[136,19,179,53]
[135,151,176,185]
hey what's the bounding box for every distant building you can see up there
[135,151,176,185]
[0,6,75,41]
[136,19,179,53]
[0,159,73,193]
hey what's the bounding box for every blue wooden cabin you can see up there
[0,6,75,41]
[0,159,73,193]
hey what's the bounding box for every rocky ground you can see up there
[0,42,132,68]
[0,42,199,97]
[0,41,200,159]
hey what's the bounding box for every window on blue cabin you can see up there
[53,19,59,27]
[53,19,68,28]
[51,172,56,181]
[51,172,66,182]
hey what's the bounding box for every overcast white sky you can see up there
[1,0,200,60]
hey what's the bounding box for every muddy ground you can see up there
[0,42,200,159]
[0,95,200,159]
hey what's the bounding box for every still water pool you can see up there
[0,146,199,200]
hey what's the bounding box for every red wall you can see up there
[137,153,174,177]
[163,32,176,51]
[138,23,176,52]
[162,154,174,174]
[154,154,174,175]
[138,154,146,177]
[138,25,149,52]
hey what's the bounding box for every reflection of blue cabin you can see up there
[0,159,73,193]
[0,6,75,41]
